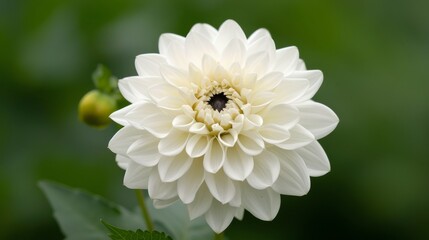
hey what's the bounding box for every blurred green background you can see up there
[1,0,428,239]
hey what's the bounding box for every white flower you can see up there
[108,20,338,233]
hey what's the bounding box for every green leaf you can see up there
[39,181,144,240]
[92,64,117,94]
[147,201,214,240]
[101,220,173,240]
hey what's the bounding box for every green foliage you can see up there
[39,181,144,240]
[92,64,118,95]
[102,220,173,240]
[39,181,214,240]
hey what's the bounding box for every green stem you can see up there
[135,189,154,231]
[214,232,224,240]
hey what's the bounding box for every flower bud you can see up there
[78,90,117,128]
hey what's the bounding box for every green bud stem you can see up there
[214,232,224,240]
[135,189,155,232]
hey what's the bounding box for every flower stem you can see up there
[135,189,154,231]
[214,232,224,240]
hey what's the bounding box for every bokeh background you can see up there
[1,0,428,239]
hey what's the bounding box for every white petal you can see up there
[160,65,190,88]
[248,91,275,113]
[215,19,246,53]
[108,126,143,155]
[255,72,283,91]
[258,124,290,144]
[135,54,166,77]
[247,150,280,189]
[123,161,152,189]
[187,183,213,220]
[248,28,271,45]
[116,155,130,170]
[218,130,238,147]
[289,70,323,101]
[118,77,159,103]
[234,207,245,220]
[126,102,173,138]
[177,159,204,204]
[271,147,311,196]
[296,59,307,71]
[159,33,185,55]
[243,114,264,131]
[276,124,315,150]
[186,31,218,67]
[274,78,309,104]
[158,129,189,156]
[158,151,193,182]
[189,122,209,134]
[189,23,218,41]
[242,184,281,221]
[224,146,254,181]
[127,133,161,167]
[204,138,226,173]
[237,131,264,156]
[221,38,246,68]
[296,141,330,177]
[273,46,299,75]
[262,103,299,130]
[186,134,211,158]
[172,114,194,130]
[153,197,178,209]
[244,52,270,77]
[205,169,235,204]
[148,171,177,200]
[110,104,135,126]
[205,200,236,234]
[296,101,339,139]
[246,34,276,65]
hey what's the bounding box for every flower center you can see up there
[208,93,228,112]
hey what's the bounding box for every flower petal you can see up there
[274,78,309,104]
[273,46,299,75]
[224,146,254,181]
[255,72,283,91]
[153,197,178,209]
[289,70,323,101]
[258,124,290,144]
[186,134,211,158]
[215,19,246,53]
[296,141,330,177]
[177,159,204,204]
[247,28,271,45]
[108,126,143,155]
[242,184,281,221]
[116,155,130,170]
[205,169,236,204]
[244,52,270,77]
[127,133,161,167]
[237,131,264,156]
[247,150,280,189]
[190,23,218,41]
[158,129,189,156]
[148,171,177,200]
[135,54,166,77]
[271,147,311,196]
[221,38,246,68]
[110,104,135,126]
[186,31,218,67]
[204,138,226,173]
[158,151,193,182]
[276,124,315,150]
[123,161,152,189]
[296,101,339,139]
[160,65,190,88]
[262,103,299,130]
[172,114,195,130]
[218,130,238,147]
[159,33,185,56]
[205,200,236,234]
[187,183,213,220]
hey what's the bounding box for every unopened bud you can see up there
[78,90,117,128]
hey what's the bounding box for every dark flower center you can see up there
[208,93,228,111]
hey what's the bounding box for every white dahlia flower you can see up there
[108,19,338,233]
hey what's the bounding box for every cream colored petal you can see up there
[158,151,193,182]
[247,150,280,189]
[296,141,330,177]
[127,133,161,167]
[187,183,213,220]
[262,103,299,130]
[159,33,185,55]
[203,138,226,173]
[273,46,299,75]
[215,19,246,53]
[221,38,246,68]
[158,129,189,156]
[205,200,236,234]
[218,130,238,147]
[177,159,204,204]
[274,78,309,104]
[123,161,152,189]
[205,169,236,204]
[271,147,311,196]
[242,183,280,221]
[135,54,166,77]
[148,170,177,200]
[186,31,218,67]
[288,70,323,101]
[186,134,211,158]
[160,65,190,88]
[108,125,144,155]
[172,114,194,131]
[237,131,265,156]
[189,23,218,41]
[295,101,339,139]
[276,124,315,150]
[258,124,290,144]
[224,146,254,181]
